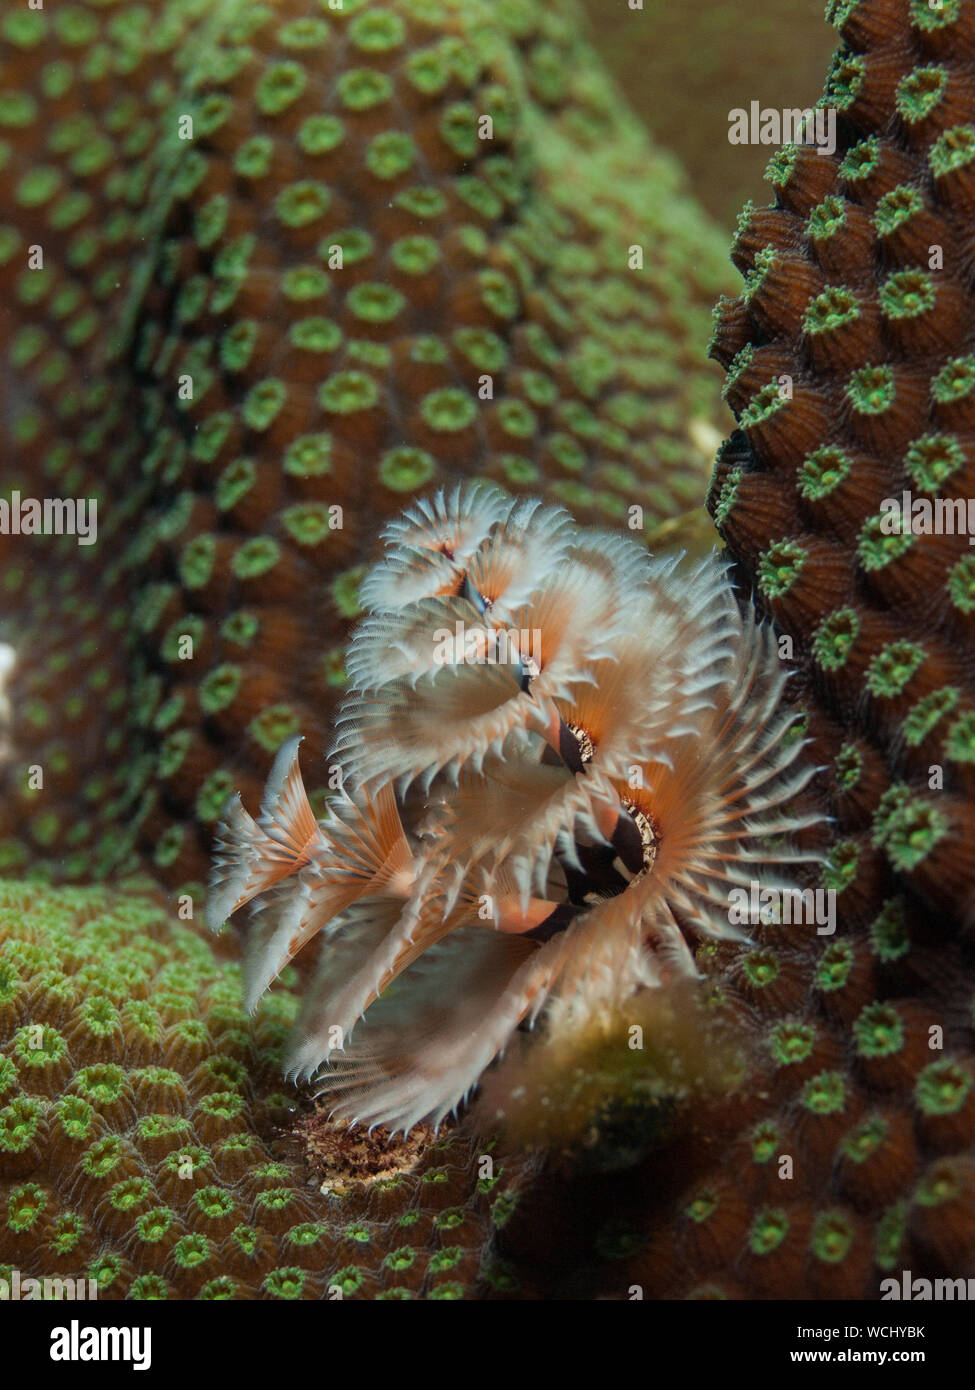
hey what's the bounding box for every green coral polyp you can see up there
[910,0,960,31]
[865,641,925,699]
[905,434,964,493]
[173,1233,213,1269]
[256,61,307,117]
[366,132,415,181]
[0,1097,42,1153]
[6,1182,47,1232]
[379,446,436,491]
[200,665,242,716]
[242,379,287,432]
[497,400,537,438]
[878,797,949,872]
[929,125,975,178]
[947,555,975,614]
[896,66,948,124]
[945,711,975,763]
[249,704,302,753]
[932,355,975,405]
[290,317,342,356]
[420,387,477,432]
[178,535,216,590]
[82,1135,128,1180]
[279,17,331,49]
[749,1208,789,1255]
[750,1121,780,1165]
[740,381,787,430]
[742,949,780,989]
[16,165,62,209]
[834,743,862,790]
[812,607,860,671]
[769,1021,816,1067]
[915,1059,972,1116]
[814,941,854,992]
[73,1064,126,1106]
[826,53,865,109]
[823,840,859,892]
[349,8,405,51]
[841,1115,889,1165]
[804,286,860,335]
[108,1176,154,1214]
[337,68,392,111]
[346,282,405,323]
[216,458,257,512]
[454,327,507,372]
[232,537,281,581]
[135,1208,175,1245]
[853,1003,905,1059]
[684,1190,719,1223]
[879,270,936,321]
[314,365,381,414]
[847,365,896,415]
[284,433,332,478]
[757,539,806,598]
[298,114,344,156]
[196,771,236,824]
[276,180,332,229]
[13,1023,68,1070]
[281,265,330,301]
[839,136,880,182]
[390,235,439,275]
[869,899,910,962]
[801,1071,847,1115]
[234,136,274,180]
[808,1212,853,1268]
[479,270,519,320]
[857,514,914,571]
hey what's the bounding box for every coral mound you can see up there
[0,0,730,895]
[709,0,975,933]
[0,881,518,1299]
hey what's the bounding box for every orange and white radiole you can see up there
[208,483,822,1134]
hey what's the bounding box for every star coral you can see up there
[0,0,730,897]
[0,880,518,1299]
[710,0,975,931]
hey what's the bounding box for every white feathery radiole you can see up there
[207,484,824,1135]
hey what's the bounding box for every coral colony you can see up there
[209,485,821,1132]
[3,0,975,1306]
[0,0,729,892]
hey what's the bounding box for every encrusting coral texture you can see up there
[209,484,821,1136]
[0,881,523,1299]
[4,0,975,1303]
[0,0,730,897]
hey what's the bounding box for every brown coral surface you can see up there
[0,0,730,898]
